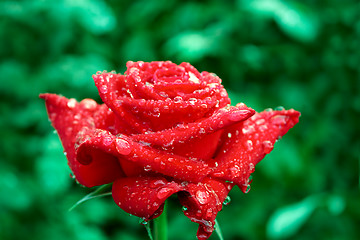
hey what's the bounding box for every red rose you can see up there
[40,61,300,240]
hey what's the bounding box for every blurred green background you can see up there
[1,0,359,239]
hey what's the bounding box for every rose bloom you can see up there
[40,61,300,240]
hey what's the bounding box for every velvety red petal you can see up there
[39,94,124,187]
[131,104,255,149]
[93,72,151,133]
[112,176,184,220]
[178,178,233,240]
[76,130,212,182]
[211,109,300,191]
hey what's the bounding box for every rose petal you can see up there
[76,130,213,182]
[112,176,184,220]
[93,72,151,133]
[211,109,300,191]
[39,94,124,187]
[132,104,255,148]
[178,178,233,240]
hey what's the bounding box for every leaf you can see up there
[68,183,112,211]
[214,219,224,240]
[266,195,320,239]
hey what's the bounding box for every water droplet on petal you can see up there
[188,72,200,83]
[227,133,232,138]
[245,140,253,151]
[150,179,166,188]
[115,138,131,155]
[157,187,173,199]
[144,165,152,171]
[174,96,183,103]
[67,98,77,108]
[270,115,289,126]
[99,85,108,94]
[182,206,188,211]
[80,99,97,110]
[196,190,210,204]
[242,124,255,135]
[274,106,285,111]
[262,140,273,154]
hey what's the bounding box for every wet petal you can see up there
[211,109,300,191]
[76,130,213,182]
[132,104,255,148]
[93,72,151,133]
[178,178,233,240]
[39,94,123,187]
[112,176,184,220]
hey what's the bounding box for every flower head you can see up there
[40,61,300,239]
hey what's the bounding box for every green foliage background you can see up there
[1,0,359,239]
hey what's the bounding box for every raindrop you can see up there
[262,140,273,154]
[80,99,97,110]
[174,96,183,103]
[144,165,152,171]
[270,115,289,126]
[196,190,210,204]
[255,119,265,125]
[265,108,273,112]
[160,161,166,169]
[157,187,172,199]
[274,106,285,111]
[227,133,232,138]
[115,138,131,155]
[199,128,206,134]
[223,196,231,206]
[188,98,197,105]
[245,140,253,151]
[242,125,255,135]
[200,104,208,108]
[151,179,166,188]
[99,85,108,94]
[67,98,77,109]
[139,218,148,225]
[244,184,251,194]
[188,72,200,83]
[182,206,188,211]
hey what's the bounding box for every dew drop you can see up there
[270,115,289,126]
[245,140,253,151]
[182,206,188,211]
[262,140,273,154]
[199,128,206,134]
[80,99,97,110]
[115,138,131,155]
[196,190,210,204]
[244,184,251,193]
[67,98,77,108]
[144,165,152,171]
[188,98,197,105]
[242,125,255,135]
[227,132,232,138]
[188,72,200,83]
[200,104,208,108]
[174,96,183,103]
[223,196,231,206]
[99,85,108,94]
[102,136,113,146]
[274,106,285,111]
[157,187,172,199]
[150,179,166,188]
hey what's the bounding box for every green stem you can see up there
[153,201,168,240]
